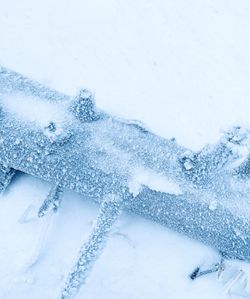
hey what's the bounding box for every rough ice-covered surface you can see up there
[1,78,250,264]
[1,1,250,299]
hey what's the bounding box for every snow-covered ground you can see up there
[1,1,250,298]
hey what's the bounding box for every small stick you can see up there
[38,184,63,217]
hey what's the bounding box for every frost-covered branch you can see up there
[0,164,16,194]
[61,194,122,299]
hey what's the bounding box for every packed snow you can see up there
[1,1,250,299]
[128,167,182,196]
[0,94,70,127]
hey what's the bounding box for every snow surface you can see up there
[1,1,250,299]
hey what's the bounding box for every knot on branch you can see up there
[70,89,97,122]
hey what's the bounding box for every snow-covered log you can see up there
[0,65,250,265]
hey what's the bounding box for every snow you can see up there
[129,167,182,196]
[0,94,70,128]
[1,1,250,299]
